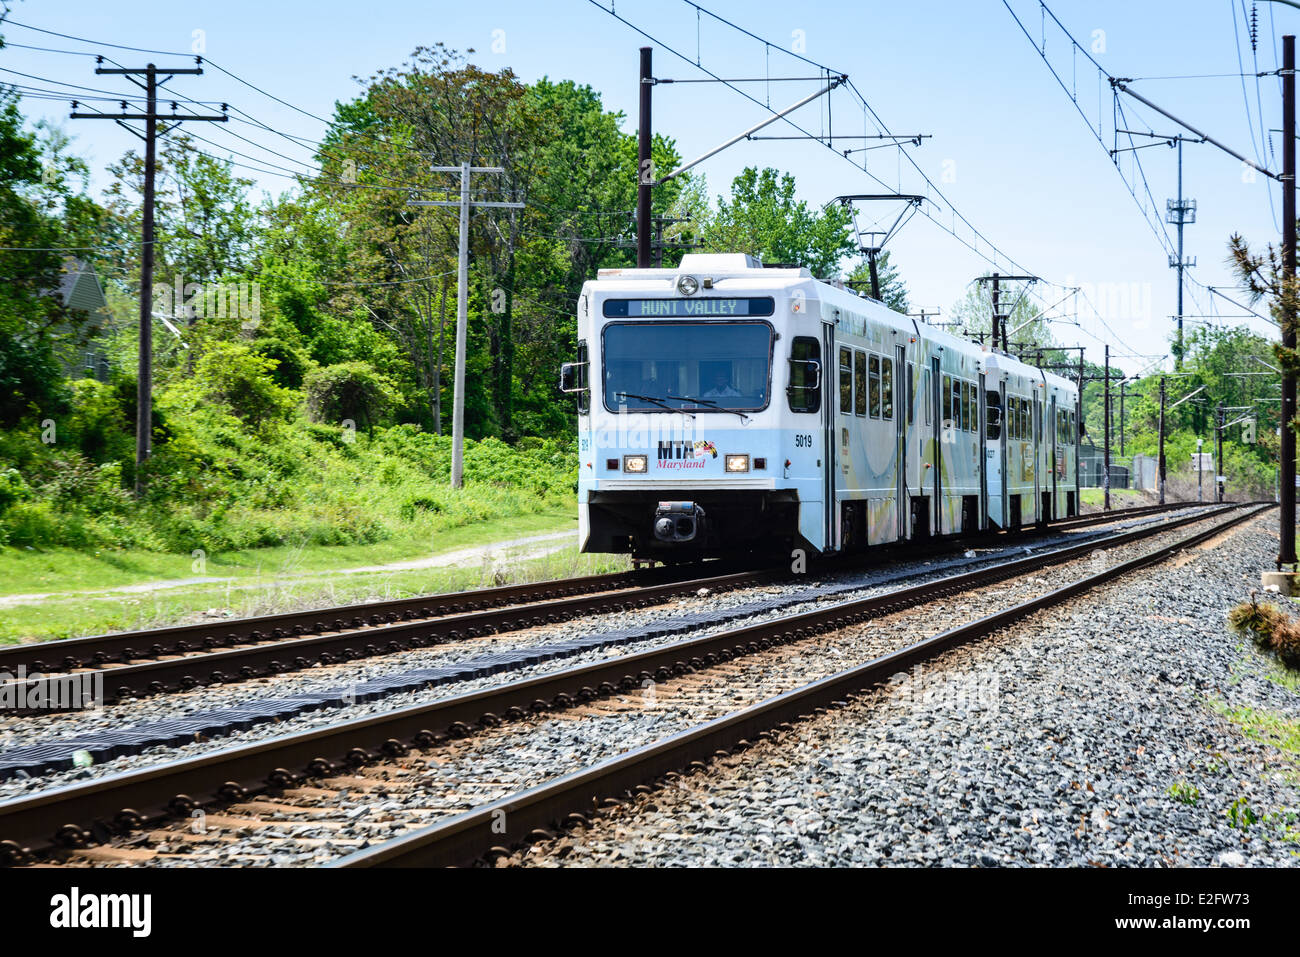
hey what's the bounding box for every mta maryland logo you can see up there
[693,440,718,459]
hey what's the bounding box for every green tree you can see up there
[699,167,854,278]
[0,86,83,426]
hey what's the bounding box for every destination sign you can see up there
[602,297,775,318]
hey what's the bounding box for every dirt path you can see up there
[0,530,575,609]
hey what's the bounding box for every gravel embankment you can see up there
[510,511,1299,867]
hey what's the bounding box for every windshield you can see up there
[602,320,774,412]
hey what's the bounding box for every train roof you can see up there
[589,254,1077,395]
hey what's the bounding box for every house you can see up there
[54,258,112,381]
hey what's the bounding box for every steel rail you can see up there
[0,502,1241,865]
[0,501,1203,709]
[0,566,777,709]
[0,564,686,676]
[0,501,1201,702]
[334,503,1271,867]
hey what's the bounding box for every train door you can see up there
[930,356,942,534]
[1049,395,1058,519]
[978,377,989,530]
[822,322,837,551]
[984,380,1002,527]
[1032,392,1044,524]
[895,345,907,540]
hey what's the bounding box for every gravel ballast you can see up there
[57,508,1273,866]
[510,512,1300,867]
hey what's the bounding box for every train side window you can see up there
[839,347,852,414]
[881,357,894,419]
[855,351,867,417]
[1021,401,1029,441]
[986,390,1002,440]
[942,374,953,428]
[951,377,962,432]
[907,362,915,425]
[924,369,932,426]
[962,381,973,433]
[868,354,881,418]
[787,337,821,413]
[1013,397,1022,440]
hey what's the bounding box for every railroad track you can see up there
[336,501,1272,868]
[0,500,1257,866]
[0,501,1204,711]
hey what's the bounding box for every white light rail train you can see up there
[561,253,1080,560]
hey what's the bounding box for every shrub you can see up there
[251,337,312,390]
[2,500,59,547]
[194,342,296,430]
[1229,594,1300,670]
[304,361,400,434]
[0,467,31,513]
[399,495,443,522]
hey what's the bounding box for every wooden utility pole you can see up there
[409,164,524,488]
[72,60,227,496]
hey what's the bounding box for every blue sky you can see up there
[1,0,1292,373]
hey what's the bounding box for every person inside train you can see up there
[702,365,742,399]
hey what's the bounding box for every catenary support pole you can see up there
[1280,34,1297,567]
[1158,376,1167,505]
[1104,345,1111,511]
[637,47,653,268]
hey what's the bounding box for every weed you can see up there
[1167,780,1200,805]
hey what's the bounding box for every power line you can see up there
[591,1,1049,284]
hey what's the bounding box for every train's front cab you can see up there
[566,254,829,560]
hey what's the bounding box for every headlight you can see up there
[623,454,648,473]
[676,275,699,296]
[724,454,750,473]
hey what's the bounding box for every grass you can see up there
[0,506,575,598]
[1211,701,1300,762]
[1204,696,1300,842]
[0,508,633,644]
[1079,488,1149,507]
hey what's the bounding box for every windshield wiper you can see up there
[614,391,687,414]
[669,394,750,422]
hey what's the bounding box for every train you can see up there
[562,253,1080,560]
